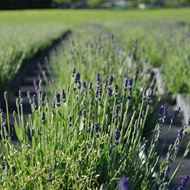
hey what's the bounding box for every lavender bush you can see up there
[0,25,189,189]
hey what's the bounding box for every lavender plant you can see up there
[0,25,189,190]
[110,21,190,94]
[0,71,189,189]
[0,23,67,92]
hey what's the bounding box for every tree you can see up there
[52,0,82,7]
[87,0,103,7]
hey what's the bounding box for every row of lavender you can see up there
[0,25,189,189]
[109,21,190,92]
[109,21,190,130]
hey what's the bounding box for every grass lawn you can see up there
[0,8,190,25]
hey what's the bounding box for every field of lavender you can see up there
[0,23,67,91]
[1,9,190,190]
[109,21,190,94]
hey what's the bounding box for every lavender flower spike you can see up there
[119,176,129,190]
[114,128,120,145]
[55,92,61,107]
[115,104,121,119]
[93,122,99,134]
[175,127,184,149]
[177,175,189,190]
[108,75,114,86]
[127,77,133,91]
[158,105,168,124]
[114,84,119,95]
[107,87,112,97]
[96,74,101,86]
[74,72,81,84]
[33,94,38,110]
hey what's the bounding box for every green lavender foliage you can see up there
[0,71,184,189]
[0,25,188,190]
[0,23,67,91]
[0,75,166,190]
[110,21,190,94]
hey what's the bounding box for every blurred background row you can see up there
[0,0,189,9]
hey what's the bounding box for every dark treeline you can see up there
[0,0,51,9]
[0,0,189,9]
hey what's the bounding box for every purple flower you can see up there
[96,83,103,100]
[119,176,129,190]
[96,74,101,86]
[158,105,168,124]
[55,92,61,107]
[98,84,103,97]
[94,122,99,134]
[127,77,133,91]
[82,81,87,96]
[107,87,112,97]
[146,88,153,104]
[175,127,184,149]
[108,75,114,86]
[74,72,81,84]
[123,77,133,99]
[114,84,119,95]
[178,175,189,190]
[177,128,184,140]
[32,94,38,110]
[40,92,45,107]
[115,104,121,119]
[114,128,120,145]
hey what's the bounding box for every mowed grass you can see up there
[0,8,190,25]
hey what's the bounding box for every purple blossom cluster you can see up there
[55,92,61,108]
[115,104,121,119]
[175,127,184,149]
[114,128,120,145]
[119,176,129,190]
[158,105,168,124]
[123,77,133,100]
[93,122,99,135]
[178,175,189,190]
